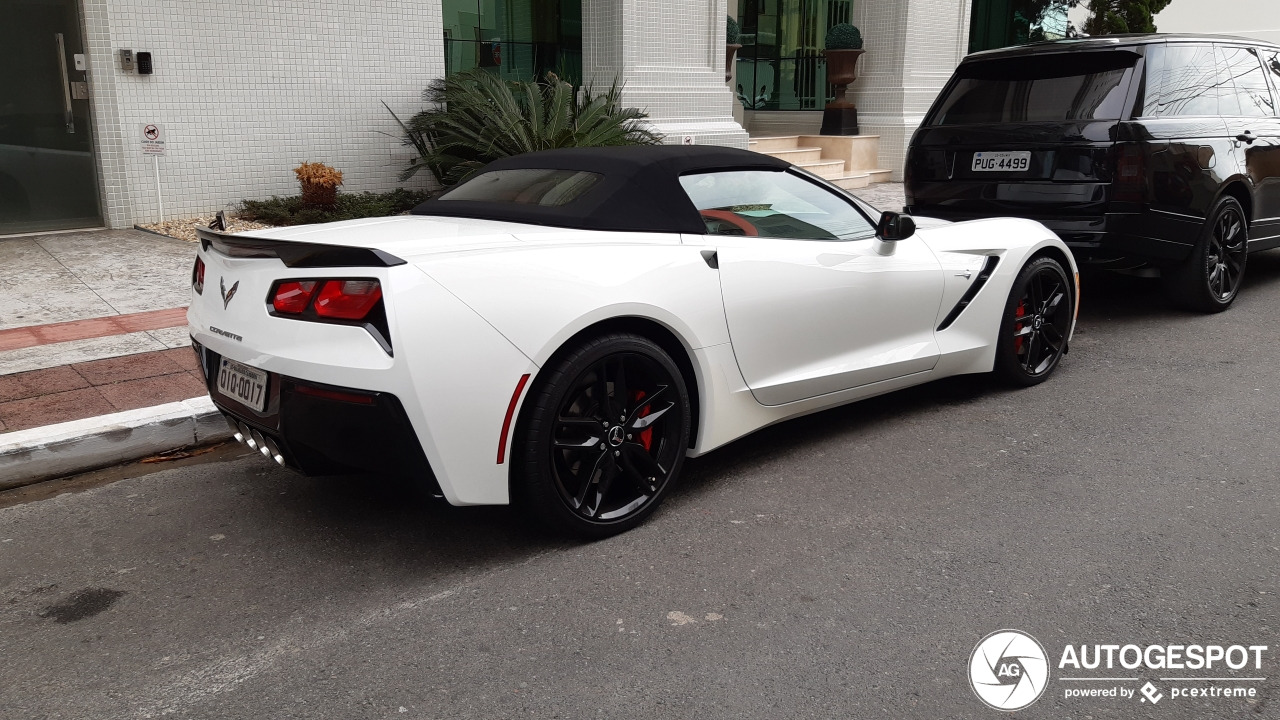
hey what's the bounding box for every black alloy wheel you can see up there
[1164,195,1249,313]
[515,333,690,538]
[994,256,1073,387]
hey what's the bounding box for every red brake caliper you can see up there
[1014,300,1027,355]
[632,390,653,451]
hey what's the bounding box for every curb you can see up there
[0,396,231,491]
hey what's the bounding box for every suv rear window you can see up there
[439,169,602,206]
[928,52,1138,126]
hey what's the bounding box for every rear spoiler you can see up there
[196,227,407,268]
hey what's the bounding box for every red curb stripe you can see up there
[0,307,189,353]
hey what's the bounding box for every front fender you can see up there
[921,217,1079,374]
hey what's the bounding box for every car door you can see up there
[1137,42,1236,243]
[679,169,945,407]
[1230,43,1280,250]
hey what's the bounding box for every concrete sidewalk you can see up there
[0,228,195,374]
[0,228,226,488]
[0,184,909,489]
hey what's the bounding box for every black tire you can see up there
[993,256,1074,387]
[1162,195,1248,313]
[514,332,691,539]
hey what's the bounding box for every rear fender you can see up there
[414,244,731,365]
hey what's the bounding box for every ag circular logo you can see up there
[968,629,1050,711]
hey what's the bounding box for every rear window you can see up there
[438,169,601,206]
[928,52,1138,126]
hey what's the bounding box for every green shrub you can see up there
[238,188,429,226]
[727,16,741,45]
[826,23,863,50]
[387,69,662,189]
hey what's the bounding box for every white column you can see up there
[582,0,749,148]
[849,0,971,180]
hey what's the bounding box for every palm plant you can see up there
[387,69,662,189]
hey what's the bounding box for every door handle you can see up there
[55,33,75,134]
[1236,131,1257,144]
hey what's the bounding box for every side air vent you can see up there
[937,255,1000,331]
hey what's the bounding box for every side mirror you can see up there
[874,212,915,255]
[876,211,916,242]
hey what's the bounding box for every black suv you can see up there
[905,34,1280,312]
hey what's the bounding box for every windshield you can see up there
[928,52,1138,126]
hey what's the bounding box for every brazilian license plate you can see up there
[217,358,267,412]
[972,151,1031,172]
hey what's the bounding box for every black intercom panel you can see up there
[137,51,153,74]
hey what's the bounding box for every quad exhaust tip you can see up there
[226,416,286,466]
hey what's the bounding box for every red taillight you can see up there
[314,279,382,320]
[193,257,205,294]
[272,280,318,314]
[1113,145,1145,203]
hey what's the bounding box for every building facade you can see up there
[3,0,1023,235]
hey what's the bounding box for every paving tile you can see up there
[0,307,189,352]
[0,387,115,432]
[0,365,90,403]
[160,346,201,372]
[148,325,194,348]
[73,349,189,386]
[95,372,209,412]
[38,231,196,315]
[189,368,210,388]
[0,332,168,376]
[0,274,117,332]
[0,237,118,330]
[850,182,906,212]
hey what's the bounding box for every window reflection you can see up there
[441,0,581,81]
[680,170,875,241]
[1218,46,1275,118]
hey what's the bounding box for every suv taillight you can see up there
[192,257,205,294]
[1113,144,1146,203]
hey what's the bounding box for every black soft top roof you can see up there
[410,145,791,234]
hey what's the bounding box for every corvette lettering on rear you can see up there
[209,325,242,342]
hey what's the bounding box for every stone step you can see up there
[796,135,883,174]
[746,136,802,152]
[796,159,847,180]
[760,146,823,164]
[866,169,893,184]
[830,173,871,190]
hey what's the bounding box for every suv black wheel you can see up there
[993,256,1073,387]
[1163,196,1248,313]
[514,333,691,538]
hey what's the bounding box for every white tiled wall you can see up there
[77,0,963,224]
[583,0,749,148]
[81,0,445,227]
[848,0,970,180]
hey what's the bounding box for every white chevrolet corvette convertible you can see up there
[189,146,1078,537]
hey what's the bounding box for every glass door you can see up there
[0,0,103,235]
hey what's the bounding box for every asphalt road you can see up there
[4,252,1280,719]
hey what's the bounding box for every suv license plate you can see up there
[972,151,1031,172]
[217,358,268,412]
